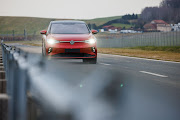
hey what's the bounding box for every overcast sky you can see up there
[0,0,162,19]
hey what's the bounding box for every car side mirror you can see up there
[91,30,98,34]
[40,30,47,35]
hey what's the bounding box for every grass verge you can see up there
[98,46,180,62]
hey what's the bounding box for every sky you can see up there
[0,0,162,19]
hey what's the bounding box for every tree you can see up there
[160,0,180,23]
[132,13,135,19]
[135,14,138,19]
[122,14,138,20]
[91,24,97,29]
[140,0,180,24]
[160,0,180,8]
[88,24,91,29]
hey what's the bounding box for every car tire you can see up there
[83,57,97,64]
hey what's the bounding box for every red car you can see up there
[40,21,98,64]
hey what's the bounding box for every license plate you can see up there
[65,49,80,53]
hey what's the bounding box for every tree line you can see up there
[141,0,180,23]
[122,14,138,20]
[89,14,138,29]
[89,0,180,30]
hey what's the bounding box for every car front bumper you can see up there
[45,42,97,59]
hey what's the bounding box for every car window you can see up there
[50,23,90,34]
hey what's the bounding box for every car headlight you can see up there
[85,38,96,44]
[47,39,59,44]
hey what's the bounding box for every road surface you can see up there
[7,43,180,120]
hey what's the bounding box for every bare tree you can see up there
[140,0,180,23]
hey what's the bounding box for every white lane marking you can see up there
[99,63,111,66]
[98,53,180,64]
[140,71,168,78]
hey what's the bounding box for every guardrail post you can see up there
[8,58,17,120]
[15,67,27,120]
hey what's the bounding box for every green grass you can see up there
[0,16,57,34]
[111,23,134,28]
[128,46,180,53]
[98,47,180,62]
[84,16,123,26]
[0,15,139,34]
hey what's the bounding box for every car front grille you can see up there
[52,53,95,57]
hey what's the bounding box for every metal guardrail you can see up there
[1,42,124,120]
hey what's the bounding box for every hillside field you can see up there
[0,16,56,34]
[0,15,134,34]
[111,23,134,28]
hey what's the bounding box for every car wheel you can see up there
[83,58,97,64]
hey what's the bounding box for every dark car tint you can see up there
[50,23,90,34]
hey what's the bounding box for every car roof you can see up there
[51,20,86,24]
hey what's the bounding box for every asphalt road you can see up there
[7,43,180,120]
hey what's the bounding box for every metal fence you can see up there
[1,31,180,48]
[97,31,180,48]
[1,42,124,120]
[0,34,40,41]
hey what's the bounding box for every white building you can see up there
[171,23,180,31]
[100,29,104,32]
[109,29,118,33]
[157,24,172,32]
[120,30,136,33]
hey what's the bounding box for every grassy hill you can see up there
[111,23,134,29]
[0,16,124,34]
[0,15,140,35]
[84,16,122,26]
[0,16,56,34]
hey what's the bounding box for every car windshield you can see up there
[50,23,90,34]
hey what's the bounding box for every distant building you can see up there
[143,24,157,31]
[120,30,139,33]
[102,25,121,32]
[109,29,118,33]
[102,25,115,31]
[151,20,167,25]
[171,23,180,31]
[100,29,105,32]
[157,24,172,32]
[117,27,122,31]
[144,20,171,32]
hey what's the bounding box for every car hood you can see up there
[47,34,92,41]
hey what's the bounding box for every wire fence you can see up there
[0,34,40,41]
[1,31,180,48]
[97,31,180,48]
